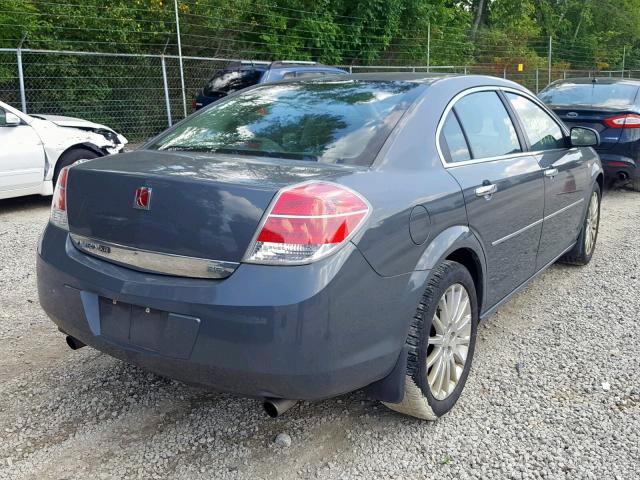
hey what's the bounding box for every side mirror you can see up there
[0,111,22,127]
[570,127,599,148]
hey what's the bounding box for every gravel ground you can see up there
[0,187,638,480]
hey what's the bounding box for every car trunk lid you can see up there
[66,150,351,266]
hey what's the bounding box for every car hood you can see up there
[30,114,128,145]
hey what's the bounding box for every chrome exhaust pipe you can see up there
[65,335,86,350]
[263,398,297,418]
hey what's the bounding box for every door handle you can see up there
[475,183,497,198]
[544,168,559,178]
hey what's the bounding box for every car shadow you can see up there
[0,194,51,215]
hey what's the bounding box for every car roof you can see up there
[278,72,526,87]
[223,61,342,72]
[549,77,640,86]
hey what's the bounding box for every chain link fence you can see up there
[2,48,640,143]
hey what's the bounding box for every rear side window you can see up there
[203,70,263,96]
[506,93,565,151]
[440,113,471,163]
[454,91,521,159]
[539,82,640,109]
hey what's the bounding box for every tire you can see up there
[52,148,100,186]
[560,183,601,266]
[382,260,478,420]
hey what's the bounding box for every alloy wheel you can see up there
[585,192,599,256]
[426,283,472,400]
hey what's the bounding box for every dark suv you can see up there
[192,61,346,111]
[539,78,640,190]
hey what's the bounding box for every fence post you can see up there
[503,66,506,79]
[535,68,539,93]
[161,55,173,127]
[621,46,626,78]
[16,35,27,113]
[174,0,187,118]
[349,65,353,74]
[547,35,552,86]
[426,21,430,73]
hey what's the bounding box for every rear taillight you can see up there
[603,114,640,129]
[192,99,197,112]
[50,166,70,230]
[244,181,370,265]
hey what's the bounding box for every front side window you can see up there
[506,93,565,151]
[440,113,471,163]
[0,108,6,125]
[454,91,521,159]
[150,80,423,166]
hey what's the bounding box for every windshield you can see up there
[539,82,639,109]
[150,80,423,166]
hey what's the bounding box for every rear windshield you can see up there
[203,69,263,96]
[539,82,639,109]
[150,80,423,166]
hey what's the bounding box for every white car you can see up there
[0,100,127,200]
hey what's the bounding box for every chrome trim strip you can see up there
[492,219,543,246]
[435,86,570,169]
[491,198,585,246]
[70,233,238,279]
[544,198,584,221]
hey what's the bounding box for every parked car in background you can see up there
[539,78,640,190]
[38,74,602,421]
[192,60,347,111]
[0,100,127,201]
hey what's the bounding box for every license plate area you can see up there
[99,297,201,359]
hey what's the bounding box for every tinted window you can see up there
[507,93,565,151]
[150,80,423,166]
[0,108,5,125]
[441,113,471,163]
[282,71,329,80]
[295,71,327,79]
[539,82,639,109]
[454,91,521,159]
[203,70,263,96]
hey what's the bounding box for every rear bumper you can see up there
[598,153,639,179]
[37,224,425,400]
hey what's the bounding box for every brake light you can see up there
[50,166,70,230]
[244,182,370,265]
[603,114,640,129]
[192,99,197,111]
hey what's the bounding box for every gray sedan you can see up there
[37,74,603,420]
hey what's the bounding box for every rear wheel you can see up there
[53,148,100,186]
[629,177,640,192]
[560,183,600,266]
[382,260,478,420]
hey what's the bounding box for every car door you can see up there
[439,89,545,309]
[504,92,590,269]
[0,107,45,194]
